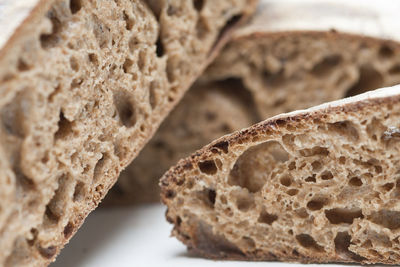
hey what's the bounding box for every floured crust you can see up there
[161,85,400,264]
[0,0,258,265]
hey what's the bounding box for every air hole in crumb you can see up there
[63,222,74,238]
[208,189,216,206]
[55,112,73,140]
[229,141,288,193]
[233,190,255,212]
[69,57,79,71]
[328,121,359,142]
[288,162,296,170]
[307,197,328,210]
[156,37,164,57]
[44,175,68,225]
[38,246,57,259]
[212,141,229,154]
[305,175,316,183]
[93,154,108,183]
[196,188,216,208]
[311,161,322,172]
[345,66,383,97]
[92,14,110,48]
[88,53,98,65]
[1,92,26,137]
[296,234,324,252]
[198,160,218,175]
[123,11,134,30]
[113,91,136,127]
[295,208,309,218]
[349,177,363,186]
[299,146,329,157]
[382,183,394,192]
[73,181,85,202]
[311,54,342,77]
[123,58,133,73]
[196,16,208,39]
[27,228,38,246]
[193,0,204,11]
[325,208,363,224]
[70,0,82,14]
[17,58,31,71]
[369,210,400,230]
[258,209,278,225]
[321,171,333,180]
[40,14,62,49]
[165,189,175,199]
[379,44,394,58]
[339,156,346,164]
[280,175,292,187]
[287,189,299,196]
[334,232,365,261]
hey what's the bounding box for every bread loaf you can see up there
[0,0,257,265]
[161,86,400,264]
[108,0,400,204]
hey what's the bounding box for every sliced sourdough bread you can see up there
[161,85,400,264]
[0,0,257,265]
[107,0,400,204]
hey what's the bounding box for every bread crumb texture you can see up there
[0,0,256,265]
[110,31,400,203]
[162,93,400,264]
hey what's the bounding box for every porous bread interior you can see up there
[0,0,253,265]
[110,31,400,204]
[106,81,257,203]
[162,96,400,264]
[204,31,400,118]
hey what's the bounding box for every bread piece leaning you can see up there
[161,86,400,264]
[0,0,257,265]
[108,0,400,204]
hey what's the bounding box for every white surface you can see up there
[238,0,400,42]
[0,0,40,50]
[52,204,348,267]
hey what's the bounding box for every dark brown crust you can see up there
[161,92,400,264]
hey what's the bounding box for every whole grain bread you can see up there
[0,0,257,265]
[161,86,400,264]
[107,0,400,204]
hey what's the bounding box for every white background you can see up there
[52,204,349,267]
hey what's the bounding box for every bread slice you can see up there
[107,0,400,204]
[161,86,400,264]
[0,0,257,265]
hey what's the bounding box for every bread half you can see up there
[161,86,400,264]
[108,0,400,204]
[0,0,257,265]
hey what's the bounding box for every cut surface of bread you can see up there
[0,0,257,265]
[107,0,400,204]
[161,86,400,264]
[106,80,258,203]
